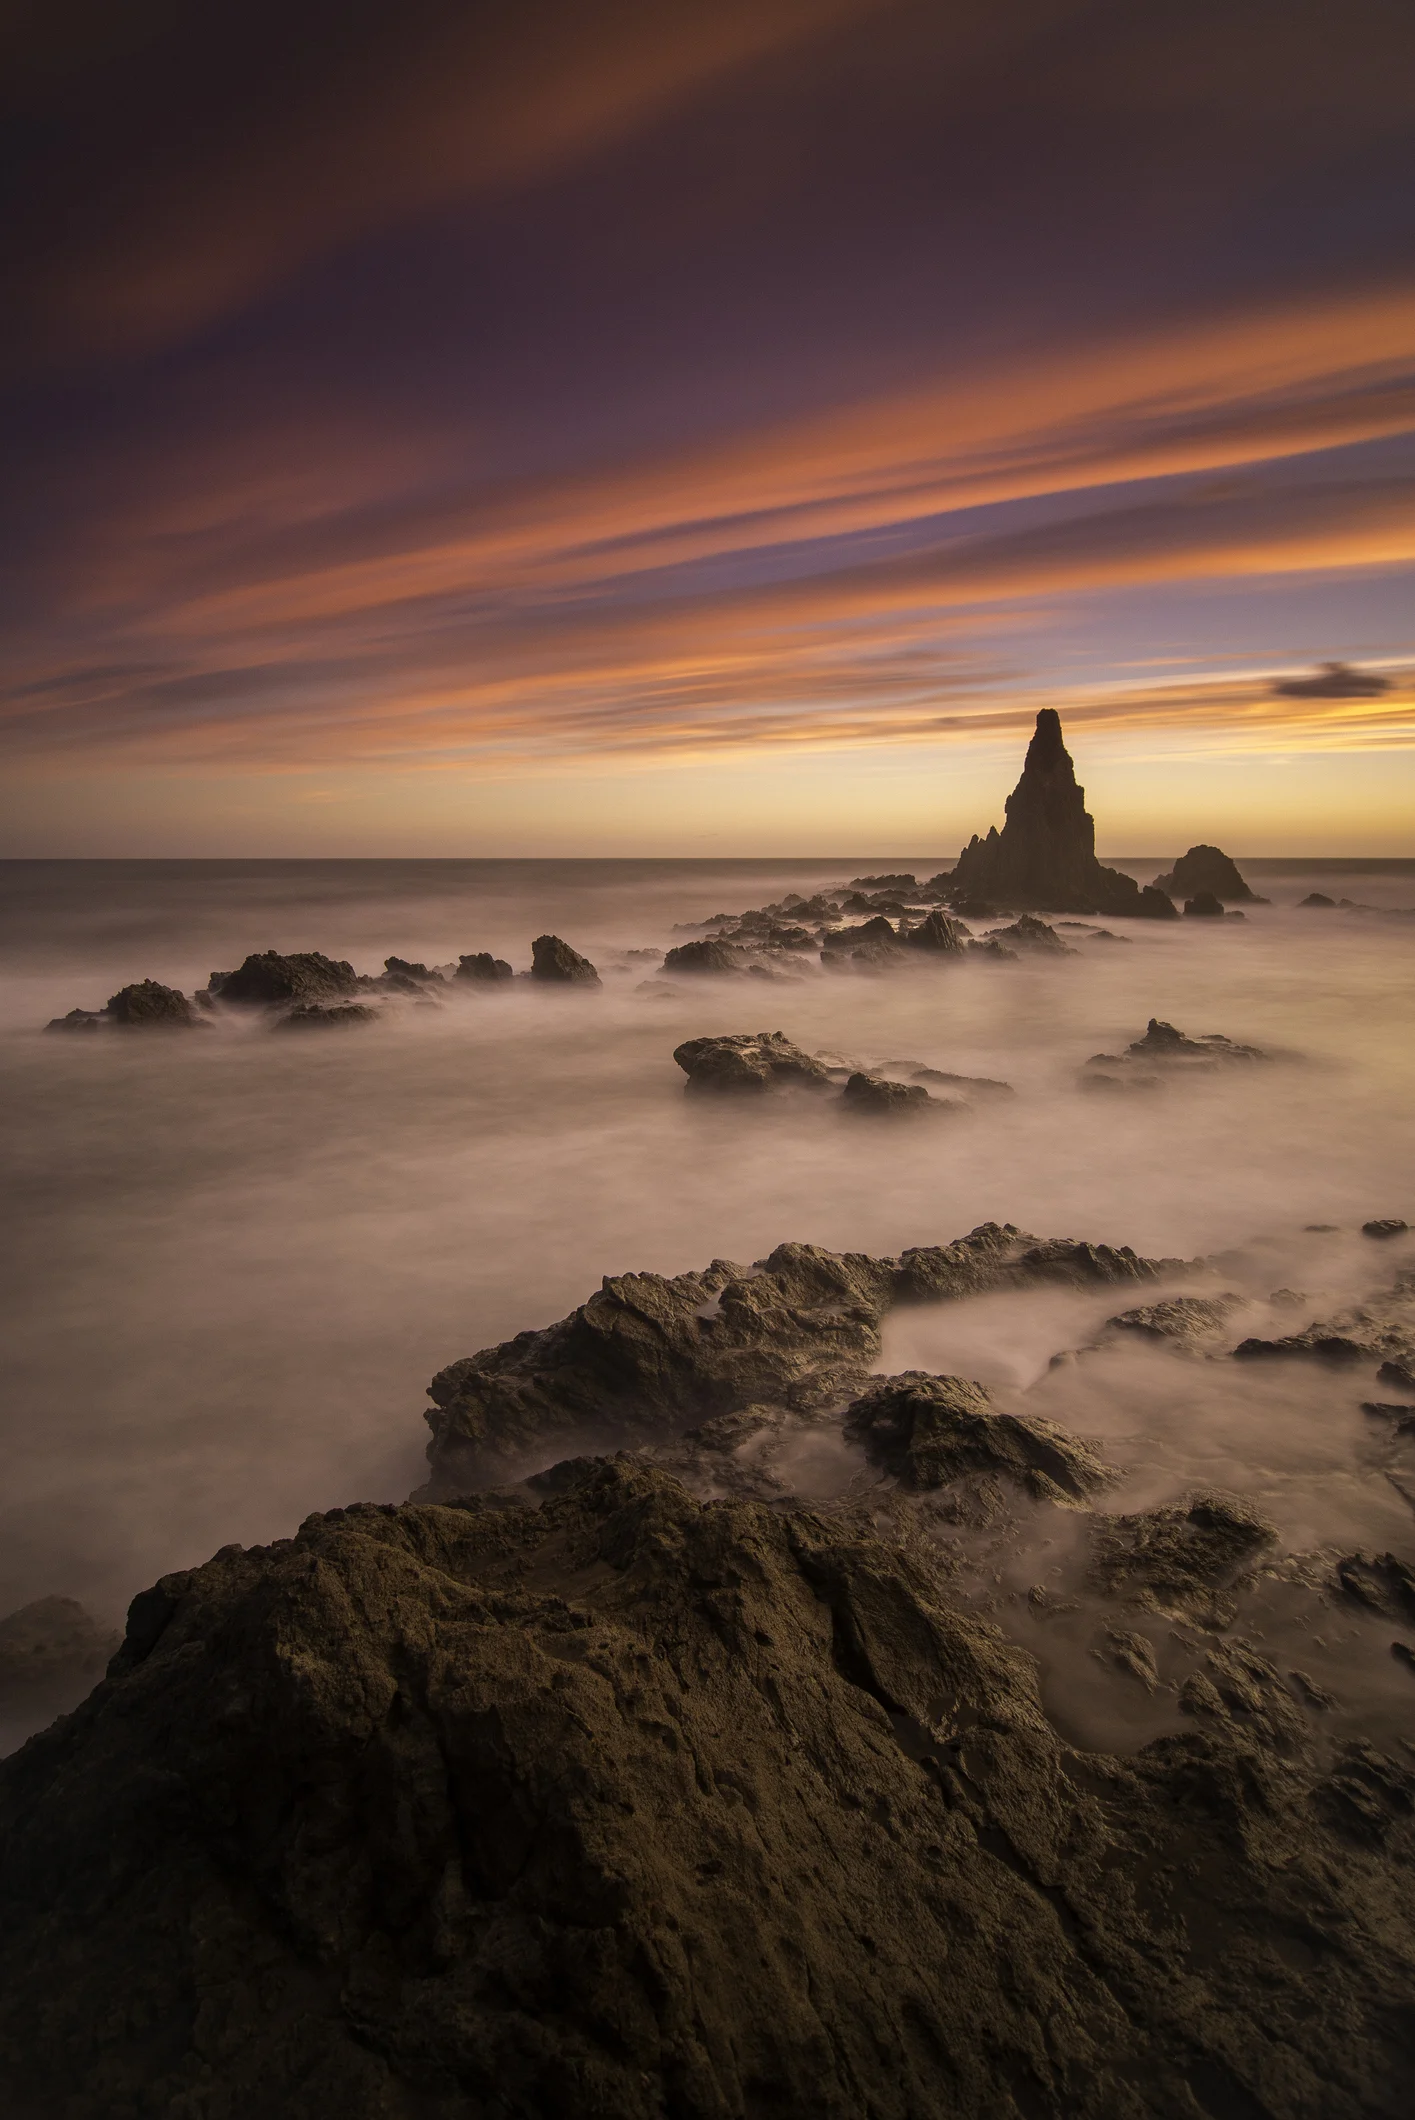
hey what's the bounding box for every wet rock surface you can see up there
[456,951,514,982]
[662,937,746,975]
[1081,1018,1272,1091]
[2,1458,1413,2118]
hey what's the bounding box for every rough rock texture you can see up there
[948,711,1179,919]
[662,938,746,975]
[0,1597,119,1718]
[1083,1021,1270,1091]
[1231,1268,1415,1375]
[273,1003,380,1031]
[1101,1296,1242,1347]
[843,1372,1115,1500]
[841,1072,935,1116]
[1336,1553,1415,1623]
[1090,1496,1276,1625]
[421,1227,1184,1495]
[2,1460,1413,2119]
[385,957,443,984]
[212,950,361,1008]
[530,935,600,985]
[672,1031,833,1095]
[456,953,514,983]
[1151,847,1259,903]
[1364,1220,1410,1241]
[1183,893,1225,919]
[820,915,898,953]
[984,915,1073,955]
[902,910,966,954]
[105,979,201,1027]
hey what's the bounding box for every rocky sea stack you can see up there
[949,710,1177,919]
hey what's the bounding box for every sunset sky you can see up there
[3,0,1414,855]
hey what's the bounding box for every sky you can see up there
[2,0,1414,856]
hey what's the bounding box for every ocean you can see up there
[3,856,1414,1752]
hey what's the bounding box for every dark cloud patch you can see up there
[1272,661,1394,698]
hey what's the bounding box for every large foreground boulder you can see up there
[947,711,1179,919]
[1,1459,1412,2118]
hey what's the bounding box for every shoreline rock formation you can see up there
[947,710,1179,919]
[2,1454,1412,2117]
[530,933,601,985]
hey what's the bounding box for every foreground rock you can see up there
[947,710,1179,919]
[1151,845,1260,903]
[421,1225,1183,1494]
[843,1371,1115,1500]
[530,933,600,985]
[673,1030,833,1093]
[2,1459,1412,2118]
[1089,1494,1276,1626]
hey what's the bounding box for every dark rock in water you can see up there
[272,1003,379,1031]
[1335,1552,1415,1623]
[965,936,1017,959]
[213,949,360,1007]
[383,956,442,984]
[1090,1493,1275,1623]
[820,914,897,951]
[849,872,916,889]
[530,933,600,985]
[1379,1358,1415,1392]
[947,709,1179,918]
[456,951,513,983]
[1116,1018,1268,1067]
[1364,1218,1409,1240]
[673,1031,833,1094]
[3,1461,1413,2119]
[843,1371,1115,1499]
[1103,1294,1241,1345]
[1233,1329,1372,1365]
[1151,845,1260,902]
[841,1071,935,1115]
[661,937,745,975]
[0,1596,118,1717]
[44,1007,105,1033]
[902,908,966,954]
[1183,891,1225,918]
[909,1067,1013,1098]
[1299,891,1337,908]
[105,979,201,1026]
[420,1224,1183,1494]
[985,914,1073,954]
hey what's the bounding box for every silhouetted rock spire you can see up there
[948,710,1177,918]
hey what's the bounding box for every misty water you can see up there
[3,857,1414,1755]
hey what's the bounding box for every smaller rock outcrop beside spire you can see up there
[1151,845,1261,903]
[946,710,1177,918]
